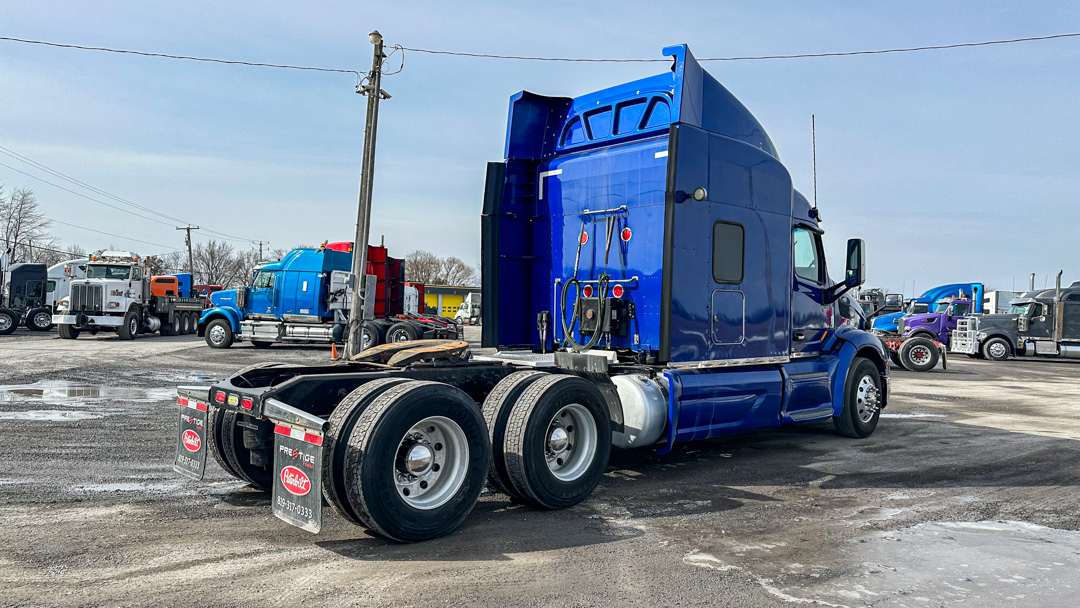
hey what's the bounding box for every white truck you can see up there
[453,292,481,325]
[45,258,88,312]
[53,250,204,339]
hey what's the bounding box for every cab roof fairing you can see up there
[503,44,778,163]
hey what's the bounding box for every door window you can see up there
[253,271,274,289]
[951,302,970,316]
[793,227,822,283]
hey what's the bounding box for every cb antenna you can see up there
[812,114,818,211]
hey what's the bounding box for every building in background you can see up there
[424,285,480,317]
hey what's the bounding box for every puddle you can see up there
[698,521,1080,607]
[0,410,105,421]
[0,380,175,405]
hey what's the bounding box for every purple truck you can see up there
[897,296,975,344]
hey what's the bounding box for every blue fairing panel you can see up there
[661,366,784,452]
[200,306,242,333]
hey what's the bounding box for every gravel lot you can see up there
[2,327,1079,607]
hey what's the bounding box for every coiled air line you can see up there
[559,214,617,353]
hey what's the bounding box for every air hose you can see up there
[558,215,615,353]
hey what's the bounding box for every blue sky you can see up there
[1,1,1077,294]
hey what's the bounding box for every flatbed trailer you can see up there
[173,43,890,542]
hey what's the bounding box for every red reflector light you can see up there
[177,397,188,407]
[579,231,589,245]
[621,227,632,242]
[241,398,253,410]
[215,391,226,403]
[612,284,625,298]
[582,285,594,297]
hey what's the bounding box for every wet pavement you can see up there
[0,328,1078,607]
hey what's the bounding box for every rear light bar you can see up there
[215,391,226,403]
[241,398,253,410]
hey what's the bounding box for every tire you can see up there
[899,337,939,372]
[218,410,273,490]
[0,309,17,335]
[503,374,611,510]
[360,320,386,350]
[205,404,241,479]
[833,357,883,438]
[322,378,410,525]
[26,307,53,331]
[178,313,191,335]
[981,337,1011,361]
[161,315,180,336]
[186,312,199,335]
[888,349,903,368]
[482,370,546,498]
[205,319,234,348]
[117,310,139,340]
[341,381,490,542]
[386,321,421,343]
[57,324,80,339]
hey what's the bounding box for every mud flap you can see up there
[174,397,208,480]
[272,423,324,533]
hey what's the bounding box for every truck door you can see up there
[1025,302,1053,339]
[249,270,278,319]
[791,226,830,355]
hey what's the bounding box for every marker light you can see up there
[579,231,589,245]
[621,227,632,242]
[241,398,253,410]
[215,391,226,403]
[612,284,625,298]
[582,285,594,297]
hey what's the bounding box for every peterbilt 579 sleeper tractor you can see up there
[173,45,889,542]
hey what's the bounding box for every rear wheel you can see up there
[26,307,53,331]
[386,321,421,343]
[322,378,410,525]
[0,309,17,335]
[218,411,273,490]
[178,313,191,335]
[117,310,139,340]
[205,319,233,348]
[899,337,939,372]
[482,370,546,498]
[57,324,80,339]
[833,357,882,438]
[162,315,180,336]
[205,404,241,479]
[502,374,611,509]
[341,381,490,542]
[186,312,199,334]
[360,320,386,350]
[982,337,1011,361]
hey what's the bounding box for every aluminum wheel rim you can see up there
[390,329,410,343]
[129,318,138,335]
[545,403,597,482]
[0,314,11,331]
[208,325,227,345]
[34,311,51,328]
[909,345,931,365]
[361,329,373,350]
[393,415,469,510]
[988,341,1007,359]
[855,374,881,423]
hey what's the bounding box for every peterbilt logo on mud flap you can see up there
[280,465,311,497]
[182,430,202,452]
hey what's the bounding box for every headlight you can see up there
[107,301,121,309]
[977,332,987,340]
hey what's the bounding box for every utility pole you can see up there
[177,226,199,277]
[253,240,270,262]
[346,30,391,359]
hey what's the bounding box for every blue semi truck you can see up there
[173,44,889,542]
[871,282,985,333]
[197,244,457,349]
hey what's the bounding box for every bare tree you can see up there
[404,250,443,284]
[0,187,55,264]
[192,240,240,287]
[439,256,478,285]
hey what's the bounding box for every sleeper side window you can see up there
[712,221,744,284]
[793,227,822,284]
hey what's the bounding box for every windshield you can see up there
[1009,303,1033,315]
[86,264,131,280]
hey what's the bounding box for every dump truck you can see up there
[52,251,205,339]
[173,44,888,543]
[197,244,457,349]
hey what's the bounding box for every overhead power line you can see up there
[0,36,361,77]
[48,217,179,250]
[400,32,1080,62]
[0,145,254,243]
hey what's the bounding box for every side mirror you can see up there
[845,239,865,289]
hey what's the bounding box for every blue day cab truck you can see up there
[172,44,889,542]
[197,244,458,349]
